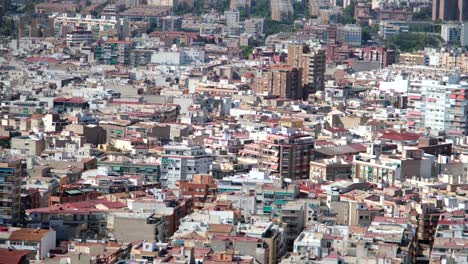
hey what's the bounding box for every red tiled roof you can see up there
[325,127,349,133]
[372,216,408,225]
[26,199,126,215]
[212,234,262,242]
[25,57,59,63]
[379,131,421,141]
[0,249,32,264]
[54,97,88,104]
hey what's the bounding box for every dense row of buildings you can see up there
[0,0,468,263]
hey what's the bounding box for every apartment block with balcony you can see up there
[259,134,314,180]
[430,211,468,264]
[95,40,135,65]
[0,158,23,226]
[254,65,303,100]
[287,44,326,94]
[352,145,435,187]
[280,201,306,251]
[407,76,468,135]
[161,143,212,188]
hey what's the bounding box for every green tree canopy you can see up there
[385,33,443,52]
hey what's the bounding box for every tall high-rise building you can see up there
[287,44,326,94]
[271,0,294,22]
[0,158,23,226]
[432,0,468,22]
[301,50,326,93]
[407,75,468,135]
[287,44,307,68]
[254,65,303,99]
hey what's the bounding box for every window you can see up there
[24,241,38,247]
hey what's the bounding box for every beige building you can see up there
[440,51,468,73]
[230,0,251,13]
[11,136,45,156]
[287,44,326,93]
[399,53,425,66]
[309,0,319,17]
[310,158,353,182]
[271,0,294,22]
[254,65,303,99]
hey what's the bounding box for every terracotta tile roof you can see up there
[0,249,33,264]
[208,224,233,234]
[26,198,126,215]
[378,130,421,141]
[9,228,52,242]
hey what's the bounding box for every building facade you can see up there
[407,76,468,135]
[161,143,213,188]
[0,158,23,226]
[254,65,303,99]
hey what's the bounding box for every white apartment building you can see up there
[407,75,468,135]
[151,48,205,65]
[441,23,461,44]
[337,24,362,46]
[161,143,212,187]
[0,227,56,260]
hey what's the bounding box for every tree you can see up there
[250,0,270,18]
[413,8,432,21]
[343,1,355,24]
[264,19,294,36]
[361,24,379,43]
[385,33,443,52]
[241,45,255,59]
[0,18,16,37]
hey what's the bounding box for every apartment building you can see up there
[0,227,56,260]
[352,145,435,187]
[430,211,468,263]
[230,0,251,13]
[100,119,134,145]
[257,133,314,179]
[432,0,468,22]
[10,136,45,156]
[270,0,294,22]
[161,143,212,188]
[441,23,462,44]
[281,201,306,251]
[95,40,135,65]
[254,65,303,100]
[65,29,94,47]
[407,76,468,135]
[337,24,362,46]
[287,44,326,93]
[0,158,23,226]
